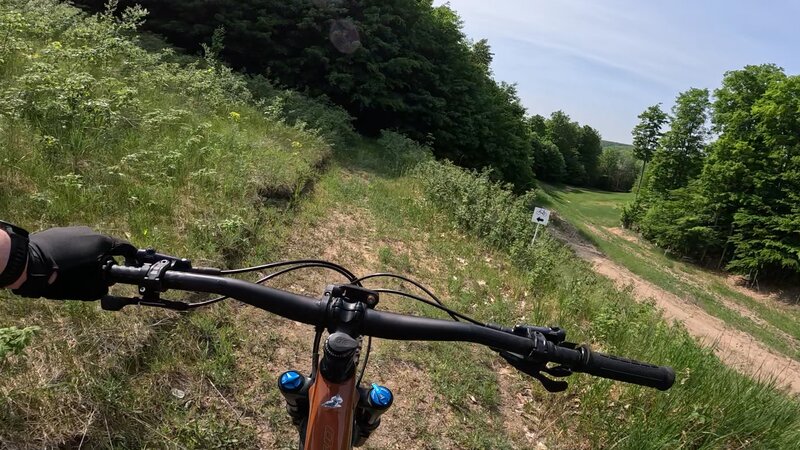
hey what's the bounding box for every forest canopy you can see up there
[71,0,621,191]
[625,64,800,282]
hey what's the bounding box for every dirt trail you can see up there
[551,221,800,395]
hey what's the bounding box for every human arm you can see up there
[1,222,136,300]
[0,228,27,289]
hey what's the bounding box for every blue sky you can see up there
[434,0,800,143]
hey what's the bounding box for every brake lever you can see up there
[104,252,218,312]
[101,295,191,311]
[495,324,576,392]
[499,350,570,392]
[128,248,221,275]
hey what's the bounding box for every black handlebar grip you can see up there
[579,349,675,391]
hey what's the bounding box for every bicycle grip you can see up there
[579,350,675,390]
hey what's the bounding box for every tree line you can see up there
[72,0,618,191]
[625,64,799,282]
[528,111,638,190]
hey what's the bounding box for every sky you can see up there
[433,0,800,143]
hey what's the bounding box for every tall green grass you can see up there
[0,1,330,257]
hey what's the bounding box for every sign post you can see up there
[531,207,550,245]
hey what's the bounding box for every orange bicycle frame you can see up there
[303,373,359,450]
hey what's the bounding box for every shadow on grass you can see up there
[332,137,413,180]
[535,181,566,201]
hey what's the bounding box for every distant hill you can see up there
[601,140,633,149]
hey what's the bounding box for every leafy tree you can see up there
[545,111,585,184]
[637,182,717,257]
[596,147,640,191]
[697,65,787,271]
[530,134,565,181]
[72,0,536,189]
[646,88,710,195]
[720,73,800,279]
[626,64,799,280]
[528,114,547,136]
[631,104,668,193]
[470,38,494,73]
[577,125,603,185]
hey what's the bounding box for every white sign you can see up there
[532,207,550,226]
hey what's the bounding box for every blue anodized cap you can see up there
[279,371,303,391]
[369,383,393,408]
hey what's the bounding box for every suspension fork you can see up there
[278,285,392,449]
[279,371,394,449]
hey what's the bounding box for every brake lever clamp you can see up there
[101,258,193,311]
[510,324,567,344]
[135,248,193,271]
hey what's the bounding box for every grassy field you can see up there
[2,2,800,449]
[536,183,800,363]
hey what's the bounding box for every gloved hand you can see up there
[13,227,136,301]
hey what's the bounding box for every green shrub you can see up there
[620,200,644,229]
[247,74,357,149]
[377,130,434,175]
[0,1,330,446]
[413,160,560,285]
[411,157,800,450]
[0,326,39,359]
[0,0,328,246]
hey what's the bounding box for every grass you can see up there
[0,2,332,447]
[537,182,800,361]
[1,1,799,449]
[297,147,800,449]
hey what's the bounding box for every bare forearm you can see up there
[0,229,27,289]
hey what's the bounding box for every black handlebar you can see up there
[104,264,675,391]
[107,265,328,324]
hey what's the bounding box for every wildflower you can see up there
[229,111,241,121]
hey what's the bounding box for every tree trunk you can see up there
[717,222,734,270]
[717,245,728,270]
[635,159,647,198]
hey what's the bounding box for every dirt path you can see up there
[551,221,800,395]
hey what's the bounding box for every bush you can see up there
[413,160,560,285]
[620,201,644,229]
[531,135,566,182]
[377,130,434,174]
[0,2,330,446]
[635,185,721,261]
[0,326,39,359]
[247,74,357,149]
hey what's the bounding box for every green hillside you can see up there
[0,2,798,449]
[601,140,633,149]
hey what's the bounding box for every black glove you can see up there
[13,227,136,301]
